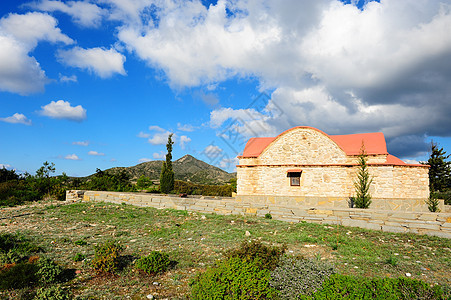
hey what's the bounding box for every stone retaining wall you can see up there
[66,190,451,238]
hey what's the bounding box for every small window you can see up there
[287,171,302,186]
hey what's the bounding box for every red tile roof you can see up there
[239,126,416,166]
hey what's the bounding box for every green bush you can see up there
[135,251,171,275]
[225,240,285,271]
[91,240,124,274]
[264,213,272,219]
[0,232,41,264]
[270,256,335,298]
[190,257,277,300]
[36,257,64,284]
[0,262,39,290]
[34,284,72,300]
[300,274,447,300]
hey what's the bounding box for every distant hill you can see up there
[105,154,236,185]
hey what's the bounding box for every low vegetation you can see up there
[0,201,449,299]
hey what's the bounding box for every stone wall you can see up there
[66,190,451,238]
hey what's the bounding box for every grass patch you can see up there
[0,201,450,299]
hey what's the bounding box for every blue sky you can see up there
[1,0,451,176]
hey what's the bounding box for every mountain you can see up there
[105,154,236,185]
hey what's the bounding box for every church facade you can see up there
[236,127,430,211]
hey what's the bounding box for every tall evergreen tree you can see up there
[160,133,175,194]
[352,143,373,209]
[426,143,451,192]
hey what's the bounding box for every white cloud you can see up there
[57,46,126,78]
[140,125,173,145]
[88,151,105,156]
[137,131,150,138]
[138,157,152,163]
[0,12,73,94]
[40,100,87,122]
[0,12,73,49]
[148,125,166,132]
[28,0,106,27]
[59,74,77,83]
[64,154,80,160]
[152,152,165,159]
[148,131,171,145]
[0,113,32,125]
[0,164,12,169]
[72,141,89,146]
[179,135,191,150]
[177,123,196,132]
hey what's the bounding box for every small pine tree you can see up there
[352,143,373,209]
[160,133,174,194]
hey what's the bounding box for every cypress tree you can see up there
[352,143,373,209]
[160,133,174,194]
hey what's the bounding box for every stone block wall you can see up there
[66,190,450,238]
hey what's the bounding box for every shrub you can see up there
[264,213,272,219]
[225,240,285,271]
[300,274,447,300]
[270,256,335,298]
[0,262,39,290]
[190,257,277,300]
[0,233,41,265]
[91,240,123,274]
[34,284,72,300]
[36,257,64,284]
[135,251,171,275]
[425,194,441,212]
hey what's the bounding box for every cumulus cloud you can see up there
[27,0,106,27]
[40,100,87,122]
[138,125,173,145]
[57,46,126,78]
[88,151,105,156]
[0,12,73,94]
[64,154,80,160]
[73,141,89,146]
[0,164,12,169]
[0,113,32,125]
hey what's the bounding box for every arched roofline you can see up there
[258,126,347,158]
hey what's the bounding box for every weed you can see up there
[74,240,87,246]
[386,255,399,266]
[264,213,272,219]
[73,253,85,262]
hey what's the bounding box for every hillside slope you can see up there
[106,154,235,185]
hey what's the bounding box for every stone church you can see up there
[236,126,430,211]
